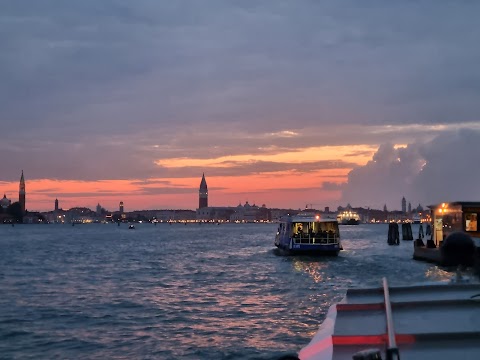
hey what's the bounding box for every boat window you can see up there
[441,205,463,233]
[294,223,303,235]
[465,213,477,232]
[322,222,336,233]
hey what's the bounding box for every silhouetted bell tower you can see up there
[19,170,26,214]
[199,173,208,209]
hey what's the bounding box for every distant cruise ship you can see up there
[412,213,421,224]
[336,210,360,225]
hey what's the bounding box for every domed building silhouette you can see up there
[0,194,11,209]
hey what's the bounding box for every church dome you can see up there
[0,194,11,209]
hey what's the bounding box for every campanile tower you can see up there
[199,173,208,209]
[19,170,26,214]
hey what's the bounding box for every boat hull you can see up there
[341,219,360,225]
[276,242,341,256]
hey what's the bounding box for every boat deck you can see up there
[300,281,480,360]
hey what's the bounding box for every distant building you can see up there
[96,203,102,215]
[388,210,407,223]
[229,202,271,222]
[68,207,97,223]
[119,201,124,213]
[401,197,406,213]
[270,209,292,222]
[23,213,42,224]
[230,201,257,222]
[408,202,412,213]
[199,173,208,209]
[55,198,59,211]
[19,170,26,214]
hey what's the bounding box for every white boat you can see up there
[412,213,421,224]
[336,211,360,225]
[275,213,342,255]
[299,277,480,360]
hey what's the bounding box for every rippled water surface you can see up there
[0,223,457,359]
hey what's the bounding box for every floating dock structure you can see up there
[413,202,480,268]
[413,245,445,264]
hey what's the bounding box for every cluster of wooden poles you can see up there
[387,222,432,246]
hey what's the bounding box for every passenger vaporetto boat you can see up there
[275,214,342,255]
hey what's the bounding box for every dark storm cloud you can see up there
[1,1,480,181]
[340,142,425,209]
[412,129,480,205]
[340,129,480,210]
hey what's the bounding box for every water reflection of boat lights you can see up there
[293,259,327,283]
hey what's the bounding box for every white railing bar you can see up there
[382,277,400,360]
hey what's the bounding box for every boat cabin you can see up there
[428,201,480,246]
[278,215,340,245]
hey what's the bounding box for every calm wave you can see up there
[0,223,457,359]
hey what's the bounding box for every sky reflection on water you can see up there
[0,223,476,359]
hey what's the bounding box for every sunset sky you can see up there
[1,1,480,212]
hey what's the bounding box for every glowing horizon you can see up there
[0,144,375,212]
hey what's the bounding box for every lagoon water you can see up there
[0,223,461,359]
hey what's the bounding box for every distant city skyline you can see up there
[1,2,480,210]
[1,171,427,213]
